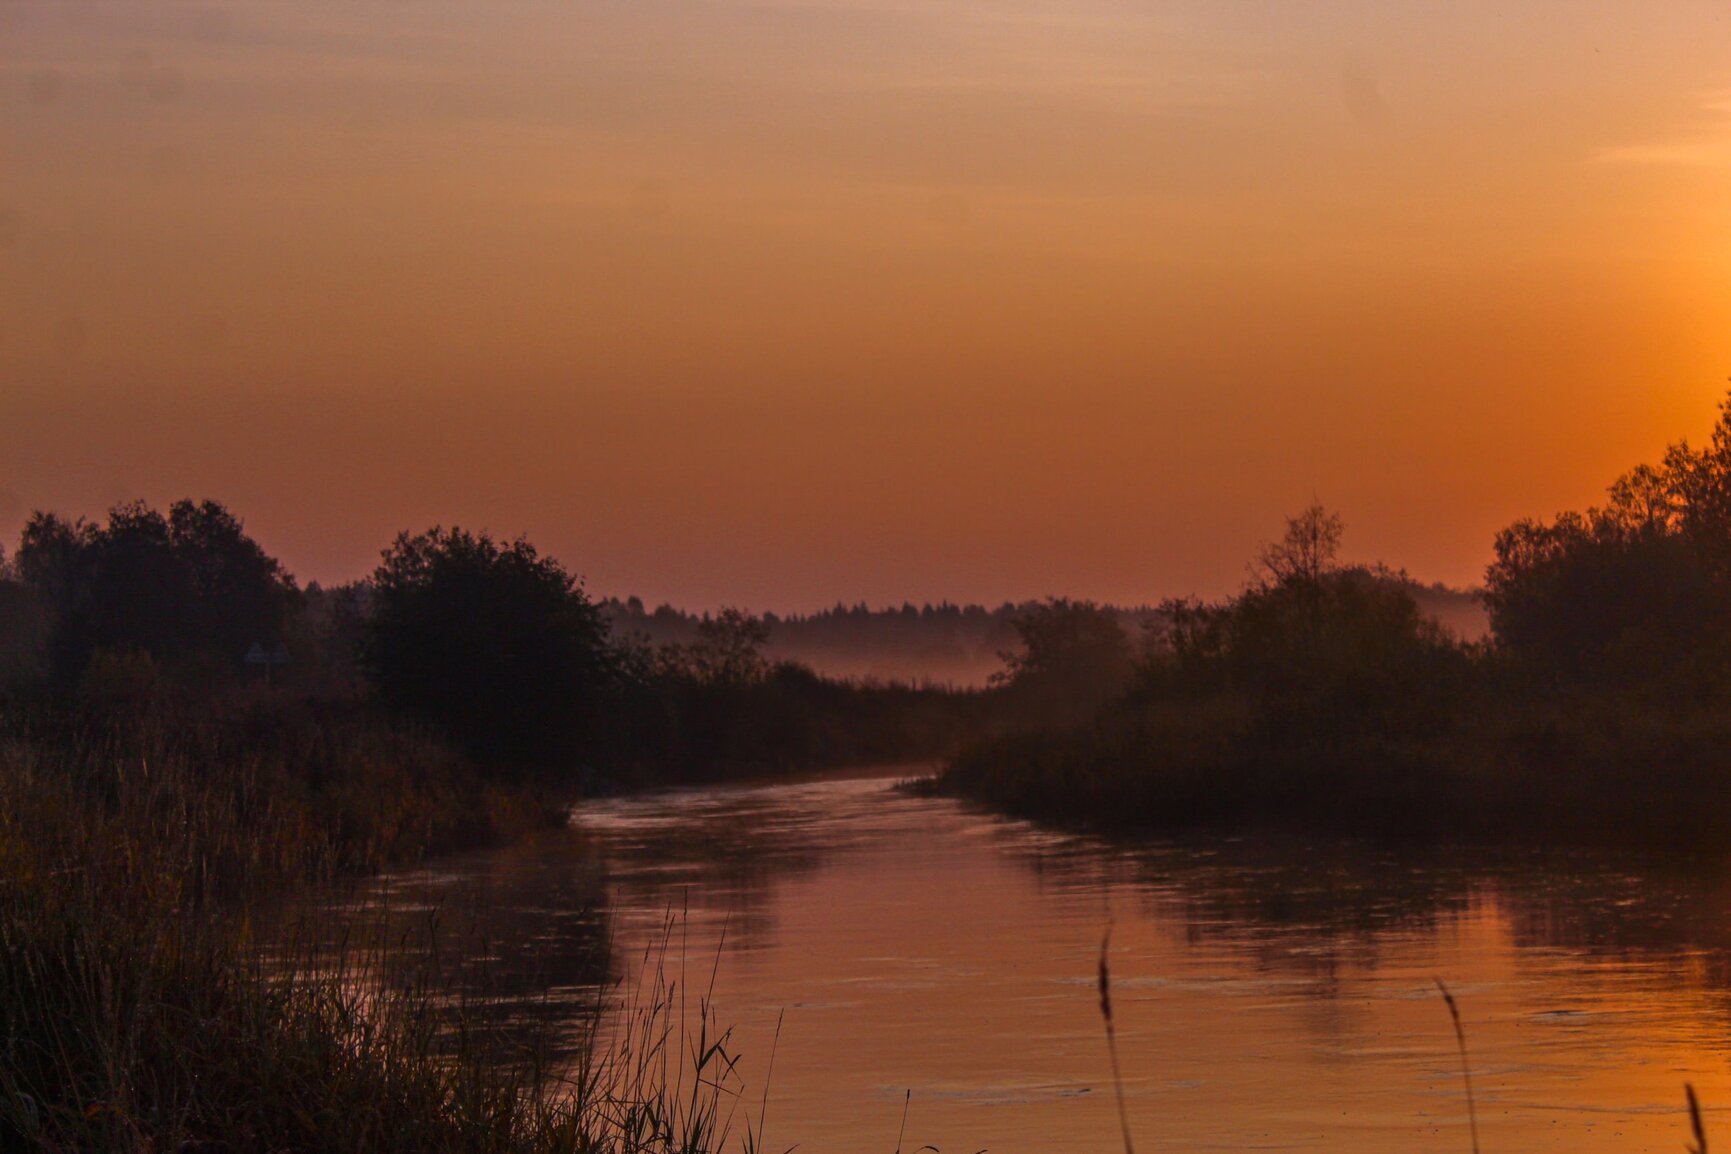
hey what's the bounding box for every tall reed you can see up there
[1435,980,1480,1154]
[1097,927,1137,1154]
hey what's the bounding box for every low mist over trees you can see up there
[0,497,1006,781]
[657,607,774,687]
[602,597,1173,687]
[0,476,1491,808]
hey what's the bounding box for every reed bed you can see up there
[0,708,760,1154]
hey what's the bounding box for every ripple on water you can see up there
[326,767,1731,1153]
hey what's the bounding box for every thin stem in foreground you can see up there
[1436,979,1481,1154]
[1099,926,1137,1154]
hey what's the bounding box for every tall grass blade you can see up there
[1436,979,1481,1154]
[1098,925,1137,1154]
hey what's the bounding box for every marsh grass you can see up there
[568,916,761,1153]
[937,676,1731,854]
[1430,982,1714,1154]
[0,706,765,1154]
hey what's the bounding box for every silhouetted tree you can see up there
[1252,501,1344,589]
[363,527,616,764]
[168,499,300,661]
[15,499,297,684]
[1152,510,1463,733]
[292,580,373,692]
[16,513,96,632]
[1485,393,1731,684]
[993,598,1133,720]
[0,552,46,688]
[1164,570,1455,695]
[665,607,771,686]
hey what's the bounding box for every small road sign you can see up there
[245,641,290,685]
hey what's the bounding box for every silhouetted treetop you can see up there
[14,499,297,683]
[1253,501,1344,590]
[1486,391,1731,681]
[363,527,616,764]
[660,607,772,686]
[990,598,1134,724]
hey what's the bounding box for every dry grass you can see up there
[0,708,761,1154]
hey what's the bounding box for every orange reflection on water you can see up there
[362,770,1731,1152]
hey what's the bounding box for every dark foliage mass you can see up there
[990,598,1136,726]
[1486,395,1731,688]
[364,527,617,765]
[12,499,299,687]
[1153,501,1471,734]
[0,499,996,787]
[938,404,1731,855]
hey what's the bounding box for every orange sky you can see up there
[3,1,1729,609]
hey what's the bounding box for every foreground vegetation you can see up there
[938,393,1731,855]
[0,704,777,1153]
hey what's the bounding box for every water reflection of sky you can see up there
[337,768,1731,1151]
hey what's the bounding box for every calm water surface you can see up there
[353,767,1731,1153]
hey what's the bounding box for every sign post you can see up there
[244,641,291,687]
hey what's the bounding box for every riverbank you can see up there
[931,677,1731,855]
[0,701,750,1152]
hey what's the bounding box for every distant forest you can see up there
[600,580,1487,687]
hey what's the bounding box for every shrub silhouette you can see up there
[993,598,1134,724]
[363,526,617,765]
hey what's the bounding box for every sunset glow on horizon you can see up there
[4,1,1730,609]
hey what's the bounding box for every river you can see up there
[342,766,1731,1152]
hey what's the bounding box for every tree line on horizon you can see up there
[0,498,1484,705]
[936,391,1731,851]
[4,375,1710,811]
[0,506,1000,779]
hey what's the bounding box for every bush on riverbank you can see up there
[939,676,1731,850]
